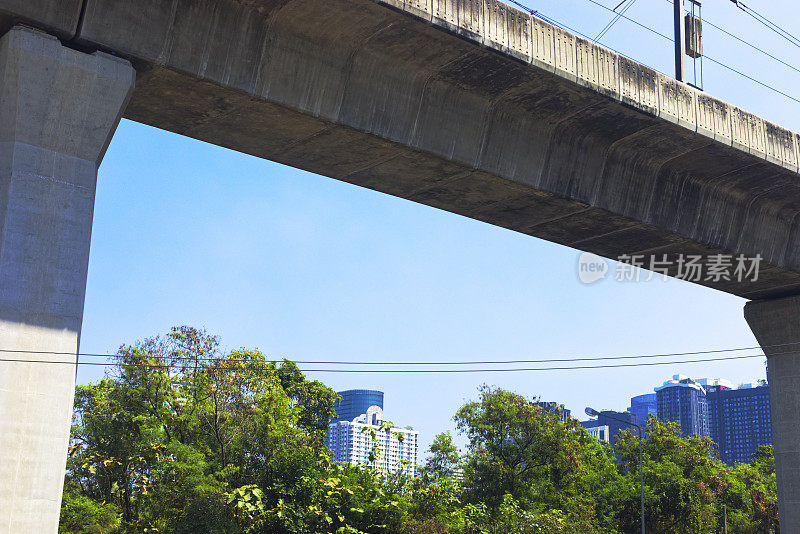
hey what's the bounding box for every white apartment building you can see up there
[325,405,418,476]
[584,424,611,443]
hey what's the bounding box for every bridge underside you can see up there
[4,0,800,299]
[2,0,800,532]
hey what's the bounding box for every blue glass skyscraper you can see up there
[596,410,638,447]
[629,393,657,427]
[656,375,709,437]
[707,382,772,465]
[332,389,384,422]
[537,401,572,421]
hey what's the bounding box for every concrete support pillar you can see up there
[0,26,134,533]
[745,295,800,531]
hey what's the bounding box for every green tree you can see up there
[751,445,775,478]
[61,331,779,534]
[454,386,618,532]
[267,359,340,435]
[423,433,460,480]
[63,327,338,533]
[612,417,780,534]
[59,482,120,534]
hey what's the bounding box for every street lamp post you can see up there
[586,407,645,534]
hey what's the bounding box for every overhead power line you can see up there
[0,342,794,365]
[0,342,787,374]
[0,353,767,373]
[525,10,664,75]
[519,4,663,72]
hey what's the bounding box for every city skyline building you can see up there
[586,410,639,447]
[629,393,657,428]
[538,401,572,421]
[332,389,384,423]
[655,374,710,437]
[696,377,735,390]
[325,405,419,476]
[707,381,772,465]
[581,375,772,465]
[583,424,611,443]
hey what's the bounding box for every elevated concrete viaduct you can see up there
[0,0,799,530]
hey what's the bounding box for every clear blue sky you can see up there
[78,0,800,455]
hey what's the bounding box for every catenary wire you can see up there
[596,0,638,41]
[667,0,800,76]
[703,18,800,76]
[511,0,799,105]
[517,9,665,74]
[704,56,800,104]
[566,0,800,104]
[584,0,674,40]
[730,1,800,49]
[93,345,776,365]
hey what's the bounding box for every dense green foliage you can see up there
[61,328,778,533]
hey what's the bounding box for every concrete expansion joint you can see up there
[340,152,402,180]
[12,170,92,192]
[334,20,397,122]
[70,0,90,42]
[406,49,474,145]
[274,126,334,157]
[569,222,648,248]
[5,25,134,80]
[91,49,134,66]
[527,206,594,231]
[752,284,800,301]
[405,169,474,198]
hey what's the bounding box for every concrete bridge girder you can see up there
[59,0,800,300]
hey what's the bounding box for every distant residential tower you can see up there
[325,405,418,476]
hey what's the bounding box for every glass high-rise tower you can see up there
[707,381,772,465]
[656,375,709,437]
[629,393,657,428]
[332,389,384,423]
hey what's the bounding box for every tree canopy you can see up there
[61,328,779,534]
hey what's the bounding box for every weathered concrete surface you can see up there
[0,27,134,534]
[2,0,798,298]
[0,0,82,40]
[746,296,800,530]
